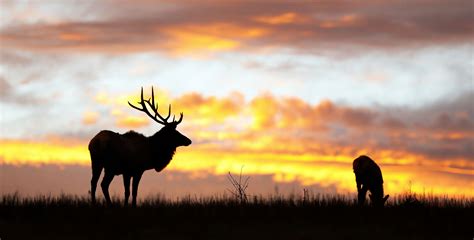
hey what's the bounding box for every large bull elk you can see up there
[88,87,192,206]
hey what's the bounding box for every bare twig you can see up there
[227,166,250,204]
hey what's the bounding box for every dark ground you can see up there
[1,194,473,240]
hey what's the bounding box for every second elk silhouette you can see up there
[353,155,389,207]
[88,87,192,206]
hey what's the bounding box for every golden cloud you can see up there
[162,23,269,55]
[1,139,472,197]
[173,92,244,125]
[105,89,244,128]
[164,29,239,55]
[93,89,171,129]
[254,12,302,25]
[59,33,90,41]
[250,95,279,129]
[90,89,474,164]
[116,115,149,128]
[0,139,89,166]
[82,111,99,125]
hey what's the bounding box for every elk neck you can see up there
[148,131,177,169]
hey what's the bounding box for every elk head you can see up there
[128,87,192,148]
[369,193,390,207]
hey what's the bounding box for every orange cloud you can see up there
[90,89,474,163]
[163,29,239,55]
[173,92,244,125]
[116,115,149,128]
[82,111,99,125]
[96,90,171,107]
[102,89,244,128]
[250,95,279,129]
[254,12,302,25]
[320,14,362,29]
[93,89,172,129]
[3,1,472,54]
[162,23,268,55]
[59,33,90,41]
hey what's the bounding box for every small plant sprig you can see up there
[227,166,250,204]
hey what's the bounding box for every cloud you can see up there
[82,111,99,125]
[1,0,472,55]
[250,94,280,129]
[115,115,150,129]
[0,75,46,105]
[173,92,244,124]
[254,12,302,25]
[248,95,377,132]
[84,88,474,162]
[2,89,471,197]
[0,50,34,67]
[0,76,12,97]
[237,92,473,162]
[97,89,244,129]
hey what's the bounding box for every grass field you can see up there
[1,193,473,240]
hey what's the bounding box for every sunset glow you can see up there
[1,0,472,198]
[1,137,472,197]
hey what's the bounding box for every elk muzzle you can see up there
[182,135,192,146]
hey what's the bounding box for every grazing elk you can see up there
[88,87,192,206]
[353,155,389,207]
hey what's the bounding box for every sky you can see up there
[0,0,473,199]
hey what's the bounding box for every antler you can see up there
[128,87,183,126]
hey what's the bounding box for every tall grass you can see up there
[2,191,472,208]
[2,192,473,240]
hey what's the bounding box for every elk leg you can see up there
[131,173,143,207]
[101,172,115,205]
[358,185,368,206]
[90,167,102,203]
[123,175,131,206]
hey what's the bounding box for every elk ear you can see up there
[383,195,390,203]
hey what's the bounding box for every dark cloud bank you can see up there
[1,0,472,53]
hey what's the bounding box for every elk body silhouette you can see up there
[353,155,389,207]
[89,87,191,206]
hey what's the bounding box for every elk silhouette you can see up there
[353,155,389,207]
[88,87,192,206]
